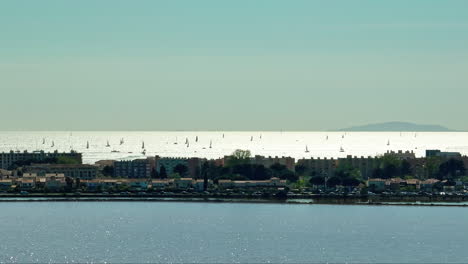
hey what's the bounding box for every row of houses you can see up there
[218,177,287,189]
[0,173,67,191]
[367,178,463,192]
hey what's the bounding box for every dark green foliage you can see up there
[342,177,361,187]
[102,165,114,176]
[309,176,325,186]
[65,177,73,191]
[326,176,342,187]
[437,159,465,180]
[295,164,306,175]
[173,164,189,176]
[232,164,271,180]
[159,165,168,179]
[401,160,412,175]
[150,167,158,179]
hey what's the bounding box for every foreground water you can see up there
[1,202,467,263]
[1,131,468,163]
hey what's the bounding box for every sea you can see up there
[1,202,468,263]
[0,131,467,164]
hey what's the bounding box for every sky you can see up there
[1,0,467,131]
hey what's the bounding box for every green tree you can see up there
[326,176,342,188]
[159,165,168,179]
[226,149,251,166]
[150,167,158,179]
[438,159,466,180]
[401,160,412,175]
[309,176,325,186]
[173,164,189,177]
[201,162,209,191]
[65,177,74,191]
[295,164,306,175]
[102,165,114,177]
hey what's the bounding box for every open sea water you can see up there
[1,202,468,263]
[0,131,467,163]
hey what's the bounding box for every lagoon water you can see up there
[1,202,468,263]
[0,131,467,164]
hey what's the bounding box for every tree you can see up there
[65,177,74,191]
[201,162,209,191]
[102,165,114,177]
[309,176,325,186]
[252,164,272,180]
[150,167,158,179]
[401,160,412,175]
[280,170,299,182]
[226,149,251,166]
[270,163,287,176]
[326,176,341,188]
[438,159,466,180]
[173,164,189,176]
[232,149,251,159]
[342,177,360,187]
[383,163,398,179]
[295,164,306,175]
[159,165,168,179]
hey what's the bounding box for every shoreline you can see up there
[1,195,468,207]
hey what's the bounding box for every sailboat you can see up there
[42,138,45,144]
[342,134,345,139]
[260,134,262,139]
[120,138,124,145]
[174,136,178,145]
[142,141,145,149]
[185,138,189,145]
[222,133,225,139]
[106,140,110,147]
[209,140,212,149]
[305,145,310,153]
[250,136,253,141]
[195,136,198,142]
[340,146,345,152]
[142,149,146,155]
[51,141,55,148]
[326,135,328,140]
[86,141,89,149]
[387,140,390,146]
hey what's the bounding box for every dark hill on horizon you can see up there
[339,122,455,132]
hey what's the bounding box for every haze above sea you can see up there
[0,131,467,164]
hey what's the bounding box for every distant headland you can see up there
[338,122,455,132]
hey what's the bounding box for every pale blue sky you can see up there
[1,0,467,130]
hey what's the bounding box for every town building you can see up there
[0,150,82,169]
[24,164,97,180]
[114,157,156,178]
[426,150,462,159]
[384,150,416,160]
[338,155,379,179]
[155,156,204,178]
[297,157,338,177]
